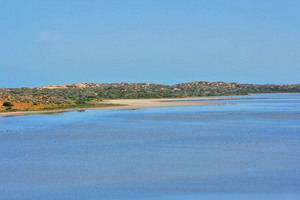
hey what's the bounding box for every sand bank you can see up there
[0,98,215,117]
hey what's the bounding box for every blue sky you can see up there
[0,0,299,88]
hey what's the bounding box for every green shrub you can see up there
[75,100,86,105]
[3,102,14,107]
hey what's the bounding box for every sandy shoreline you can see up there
[0,98,215,117]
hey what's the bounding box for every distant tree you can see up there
[3,102,14,107]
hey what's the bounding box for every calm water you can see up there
[0,94,300,200]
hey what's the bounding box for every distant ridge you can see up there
[1,81,300,107]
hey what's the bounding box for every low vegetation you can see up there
[3,102,14,107]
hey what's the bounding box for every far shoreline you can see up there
[0,93,297,118]
[0,97,217,117]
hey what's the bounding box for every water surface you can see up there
[0,94,299,200]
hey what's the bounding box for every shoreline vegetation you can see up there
[1,81,299,116]
[0,98,215,117]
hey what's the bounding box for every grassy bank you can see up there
[0,103,123,113]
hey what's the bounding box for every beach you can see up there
[0,97,215,117]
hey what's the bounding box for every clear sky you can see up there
[0,0,299,88]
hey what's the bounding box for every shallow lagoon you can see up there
[0,94,300,200]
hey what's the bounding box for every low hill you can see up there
[1,81,299,111]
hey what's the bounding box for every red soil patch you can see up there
[0,101,64,111]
